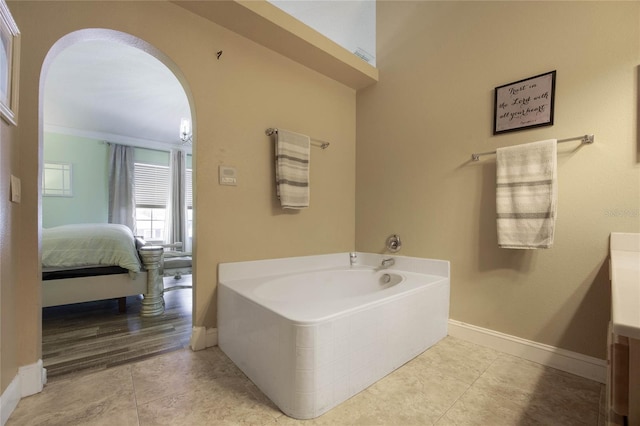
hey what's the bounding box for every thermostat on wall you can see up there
[219,166,237,186]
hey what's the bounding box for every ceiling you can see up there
[44,39,191,151]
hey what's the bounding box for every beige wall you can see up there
[1,0,355,395]
[1,113,21,395]
[357,1,639,359]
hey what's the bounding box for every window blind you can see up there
[186,168,193,209]
[134,163,169,207]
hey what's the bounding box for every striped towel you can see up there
[275,129,310,209]
[496,139,558,249]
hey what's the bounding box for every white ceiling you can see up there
[44,39,191,150]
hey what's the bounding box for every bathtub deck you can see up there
[222,268,447,323]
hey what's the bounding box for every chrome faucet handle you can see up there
[386,234,402,253]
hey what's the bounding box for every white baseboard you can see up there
[0,376,20,426]
[190,327,218,351]
[448,320,607,383]
[19,359,46,397]
[205,328,218,348]
[1,359,46,426]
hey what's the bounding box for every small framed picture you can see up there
[0,0,19,126]
[494,70,556,135]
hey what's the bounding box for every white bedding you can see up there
[42,224,141,273]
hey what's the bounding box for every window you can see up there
[42,162,73,197]
[135,207,166,242]
[134,162,169,243]
[134,159,192,248]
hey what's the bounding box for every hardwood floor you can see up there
[42,276,192,380]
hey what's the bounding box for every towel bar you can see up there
[265,128,330,149]
[471,134,594,161]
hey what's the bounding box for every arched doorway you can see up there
[39,29,196,378]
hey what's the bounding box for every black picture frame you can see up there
[493,70,556,135]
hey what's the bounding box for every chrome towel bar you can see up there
[471,134,594,161]
[265,128,330,149]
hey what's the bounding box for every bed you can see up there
[41,223,165,317]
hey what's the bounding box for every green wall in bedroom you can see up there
[42,133,190,228]
[135,147,170,165]
[42,133,109,228]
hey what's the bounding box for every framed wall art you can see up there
[0,0,19,126]
[42,162,73,197]
[493,70,556,135]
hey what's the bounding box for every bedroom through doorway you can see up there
[39,29,195,380]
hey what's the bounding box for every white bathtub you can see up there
[218,252,450,420]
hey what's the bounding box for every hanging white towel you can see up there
[275,129,310,209]
[496,139,558,249]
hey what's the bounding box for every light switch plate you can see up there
[10,175,20,203]
[219,166,237,186]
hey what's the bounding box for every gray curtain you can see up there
[108,144,136,232]
[166,149,186,249]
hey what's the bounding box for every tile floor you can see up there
[8,336,605,426]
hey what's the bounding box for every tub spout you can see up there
[350,252,358,265]
[381,258,395,268]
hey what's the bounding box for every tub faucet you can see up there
[350,252,358,265]
[381,258,395,268]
